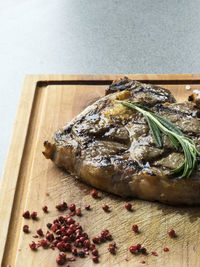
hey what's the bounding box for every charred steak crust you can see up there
[43,78,200,205]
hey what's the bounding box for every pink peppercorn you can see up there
[83,239,90,248]
[32,235,38,238]
[46,223,52,229]
[31,211,37,220]
[90,189,98,198]
[74,240,80,247]
[46,232,54,242]
[129,245,137,253]
[102,204,109,212]
[23,210,30,219]
[132,224,139,233]
[69,204,76,212]
[66,228,73,236]
[37,228,44,236]
[92,256,99,263]
[29,241,37,250]
[92,249,99,256]
[98,235,106,243]
[163,247,169,252]
[168,229,176,238]
[108,244,116,254]
[23,225,29,233]
[141,247,147,254]
[85,205,90,210]
[152,251,158,256]
[76,208,82,216]
[125,203,132,211]
[56,255,66,265]
[136,243,141,251]
[56,202,68,211]
[57,242,65,252]
[68,256,76,261]
[72,248,78,256]
[42,206,48,212]
[101,229,109,236]
[40,239,50,249]
[140,260,146,264]
[69,224,76,231]
[64,243,72,252]
[66,217,75,224]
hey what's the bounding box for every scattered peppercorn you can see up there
[141,247,147,254]
[92,256,99,263]
[66,217,75,224]
[140,260,146,264]
[42,206,48,213]
[37,228,44,236]
[23,210,30,219]
[26,203,117,266]
[69,204,76,212]
[46,223,52,229]
[56,254,66,265]
[90,189,98,198]
[108,244,116,254]
[29,241,37,250]
[31,211,37,220]
[46,232,54,242]
[92,248,99,256]
[136,243,141,251]
[39,239,50,249]
[85,205,90,210]
[72,248,78,256]
[129,245,137,253]
[125,203,132,211]
[75,208,82,216]
[152,251,158,256]
[32,235,38,238]
[168,229,176,238]
[163,247,169,252]
[83,239,90,248]
[23,225,29,233]
[102,204,109,212]
[101,229,109,237]
[68,256,76,261]
[56,202,68,211]
[132,224,139,233]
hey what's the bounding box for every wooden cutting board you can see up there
[1,74,200,267]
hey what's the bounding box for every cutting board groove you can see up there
[1,74,200,267]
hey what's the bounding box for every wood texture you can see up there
[1,74,200,267]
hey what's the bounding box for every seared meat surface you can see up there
[43,78,200,205]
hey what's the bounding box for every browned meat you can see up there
[43,77,200,205]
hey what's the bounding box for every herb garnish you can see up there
[117,101,200,178]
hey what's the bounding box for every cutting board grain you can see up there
[1,74,200,267]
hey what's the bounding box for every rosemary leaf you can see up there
[145,116,163,148]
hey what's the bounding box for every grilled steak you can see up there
[43,77,200,205]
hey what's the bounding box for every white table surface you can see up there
[1,0,200,179]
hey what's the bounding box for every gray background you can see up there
[0,0,200,178]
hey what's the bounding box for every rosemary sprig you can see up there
[117,100,200,178]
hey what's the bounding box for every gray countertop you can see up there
[1,0,200,178]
